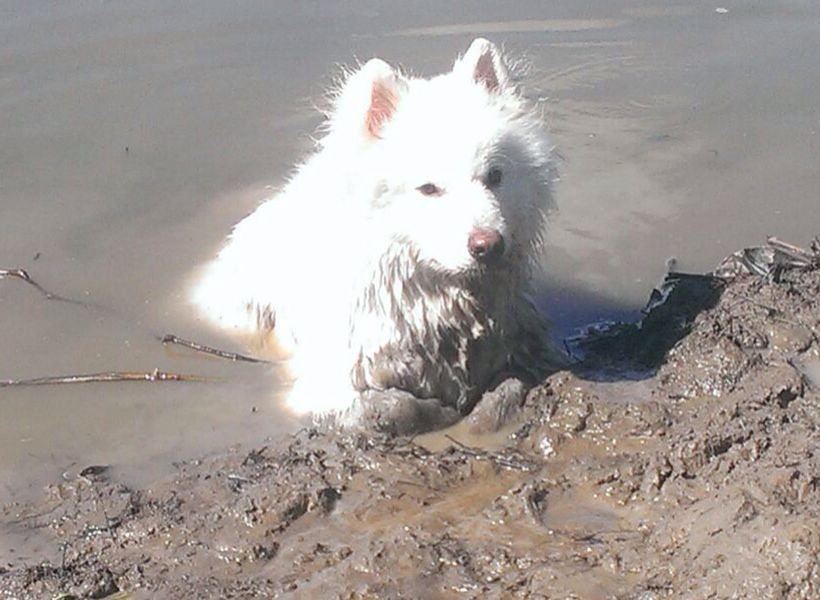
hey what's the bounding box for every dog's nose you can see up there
[468,228,505,263]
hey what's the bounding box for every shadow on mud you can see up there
[554,272,725,381]
[548,237,818,382]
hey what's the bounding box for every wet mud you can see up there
[2,241,819,599]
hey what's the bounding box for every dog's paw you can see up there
[357,389,461,436]
[464,377,529,434]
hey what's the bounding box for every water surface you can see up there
[2,0,819,503]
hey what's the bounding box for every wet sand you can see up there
[2,1,820,516]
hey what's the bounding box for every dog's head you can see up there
[324,39,555,283]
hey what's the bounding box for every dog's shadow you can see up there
[539,272,725,383]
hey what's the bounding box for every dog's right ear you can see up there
[331,59,407,142]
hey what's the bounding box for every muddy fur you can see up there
[191,39,559,420]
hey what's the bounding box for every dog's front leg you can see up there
[357,389,461,436]
[463,377,530,434]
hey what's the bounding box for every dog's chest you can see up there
[351,304,510,412]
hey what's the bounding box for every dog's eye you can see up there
[417,183,443,196]
[485,167,503,189]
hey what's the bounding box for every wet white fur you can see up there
[191,39,555,419]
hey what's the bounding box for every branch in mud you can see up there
[159,334,271,364]
[444,434,540,472]
[766,236,820,266]
[715,237,820,279]
[0,369,211,388]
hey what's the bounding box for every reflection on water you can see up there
[2,1,820,501]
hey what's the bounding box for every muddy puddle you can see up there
[2,244,819,597]
[2,2,820,596]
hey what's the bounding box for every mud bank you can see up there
[2,241,819,599]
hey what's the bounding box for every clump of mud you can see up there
[2,240,819,599]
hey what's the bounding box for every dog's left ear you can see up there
[454,38,511,93]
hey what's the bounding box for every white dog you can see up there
[191,39,558,426]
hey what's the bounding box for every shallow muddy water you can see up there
[2,1,820,502]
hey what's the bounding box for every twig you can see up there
[242,445,269,466]
[443,433,476,451]
[443,434,539,471]
[3,268,275,365]
[0,268,101,309]
[226,474,254,484]
[159,333,270,364]
[766,237,815,263]
[0,369,211,388]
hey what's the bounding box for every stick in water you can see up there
[159,334,271,364]
[0,268,102,309]
[2,268,271,366]
[0,369,211,388]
